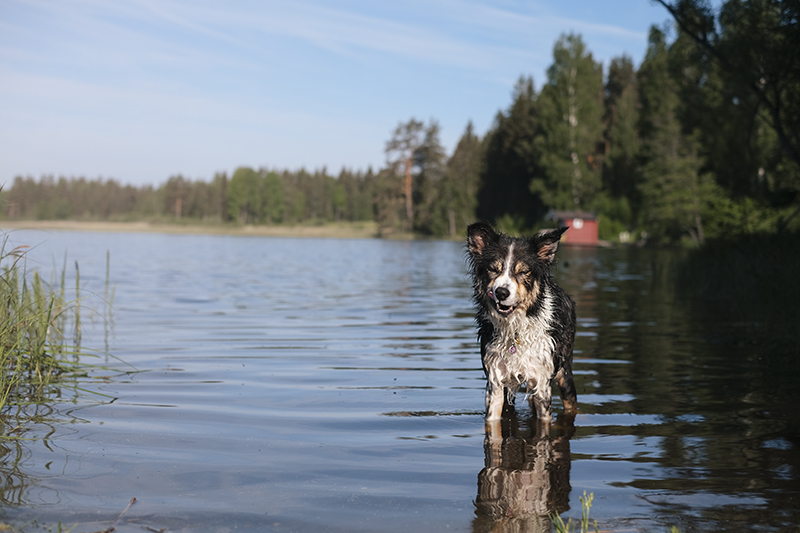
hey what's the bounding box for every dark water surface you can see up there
[1,230,798,532]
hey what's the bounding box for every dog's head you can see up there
[467,222,567,318]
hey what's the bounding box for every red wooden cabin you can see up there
[548,210,598,246]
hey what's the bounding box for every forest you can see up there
[2,0,798,245]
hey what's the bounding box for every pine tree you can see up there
[441,121,482,236]
[604,55,640,204]
[656,0,800,231]
[594,54,641,236]
[373,167,402,233]
[262,171,284,224]
[413,120,448,234]
[638,26,713,243]
[357,167,377,222]
[163,175,188,218]
[532,33,604,212]
[211,172,228,221]
[227,167,261,224]
[385,119,425,231]
[477,77,543,230]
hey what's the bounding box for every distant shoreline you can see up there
[0,220,388,240]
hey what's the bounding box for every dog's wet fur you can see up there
[467,222,577,423]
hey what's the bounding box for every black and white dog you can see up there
[467,222,577,424]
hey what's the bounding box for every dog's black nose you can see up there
[494,286,510,301]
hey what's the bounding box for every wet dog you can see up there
[466,222,577,424]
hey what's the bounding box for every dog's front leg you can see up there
[555,366,578,413]
[529,384,552,421]
[484,382,504,443]
[484,381,505,421]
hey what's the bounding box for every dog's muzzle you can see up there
[490,286,516,316]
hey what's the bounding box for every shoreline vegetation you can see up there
[0,220,390,240]
[3,0,799,247]
[0,234,119,442]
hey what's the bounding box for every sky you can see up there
[0,0,672,188]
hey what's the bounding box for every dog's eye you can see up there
[488,262,502,273]
[514,263,530,276]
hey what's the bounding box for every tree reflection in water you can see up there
[473,410,575,533]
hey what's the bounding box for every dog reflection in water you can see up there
[473,412,575,533]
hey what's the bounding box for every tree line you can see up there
[3,0,798,244]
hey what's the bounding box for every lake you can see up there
[0,229,798,532]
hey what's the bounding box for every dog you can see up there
[466,222,577,425]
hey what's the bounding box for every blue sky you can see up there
[0,0,671,187]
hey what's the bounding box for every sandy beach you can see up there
[0,219,384,239]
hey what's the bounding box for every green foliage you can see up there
[594,193,633,241]
[412,121,449,235]
[291,189,307,223]
[385,118,426,231]
[163,175,189,218]
[603,55,640,216]
[656,0,800,233]
[552,491,599,533]
[331,182,346,222]
[638,28,712,244]
[227,167,261,224]
[262,171,284,224]
[0,237,100,417]
[493,213,530,236]
[337,167,376,222]
[4,8,798,245]
[478,77,544,227]
[380,118,457,235]
[371,167,404,234]
[4,176,155,221]
[532,34,605,211]
[435,122,482,236]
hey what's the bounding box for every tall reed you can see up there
[0,236,88,413]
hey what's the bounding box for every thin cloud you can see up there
[1,0,662,185]
[128,0,525,71]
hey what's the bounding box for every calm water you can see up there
[0,229,798,532]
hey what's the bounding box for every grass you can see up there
[552,491,682,533]
[553,491,599,533]
[0,234,109,433]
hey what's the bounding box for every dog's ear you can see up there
[533,226,568,264]
[467,222,498,257]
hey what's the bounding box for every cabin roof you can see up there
[547,210,597,222]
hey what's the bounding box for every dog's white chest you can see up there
[486,303,556,396]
